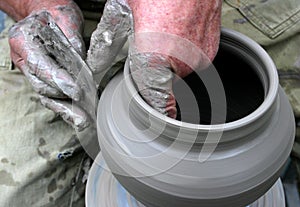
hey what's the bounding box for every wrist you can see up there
[0,0,75,21]
[26,0,73,17]
[27,0,84,37]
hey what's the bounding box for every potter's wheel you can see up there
[86,154,286,207]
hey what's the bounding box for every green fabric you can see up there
[0,16,86,207]
[222,0,300,45]
[0,16,13,71]
[280,78,300,118]
[225,0,300,39]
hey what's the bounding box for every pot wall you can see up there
[96,28,295,207]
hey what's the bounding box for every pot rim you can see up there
[124,28,279,132]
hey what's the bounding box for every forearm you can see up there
[0,0,74,21]
[129,0,221,34]
[128,0,222,76]
[3,0,84,53]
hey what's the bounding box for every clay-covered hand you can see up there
[87,0,132,84]
[8,1,88,131]
[87,0,221,119]
[128,0,222,118]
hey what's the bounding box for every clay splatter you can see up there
[1,158,9,163]
[47,179,57,194]
[39,137,46,146]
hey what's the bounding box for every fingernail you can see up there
[166,93,177,119]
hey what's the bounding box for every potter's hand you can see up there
[128,0,222,118]
[87,0,222,119]
[87,0,132,84]
[8,2,88,131]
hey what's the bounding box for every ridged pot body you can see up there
[97,28,295,207]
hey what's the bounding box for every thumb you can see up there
[129,53,177,118]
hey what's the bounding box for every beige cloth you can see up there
[0,16,86,207]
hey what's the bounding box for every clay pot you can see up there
[96,28,295,207]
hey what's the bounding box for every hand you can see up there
[87,0,222,119]
[87,0,132,85]
[128,0,222,118]
[8,2,89,131]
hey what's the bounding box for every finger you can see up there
[39,96,89,132]
[21,65,67,98]
[46,3,86,57]
[25,45,81,101]
[36,20,87,78]
[87,0,132,82]
[11,47,68,99]
[9,15,81,101]
[130,53,177,118]
[165,93,177,119]
[68,35,86,58]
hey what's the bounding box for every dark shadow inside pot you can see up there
[174,43,265,124]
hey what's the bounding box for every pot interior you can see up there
[174,43,265,124]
